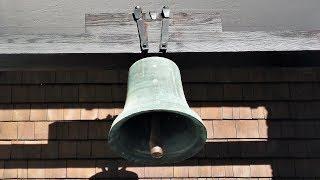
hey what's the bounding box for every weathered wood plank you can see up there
[85,12,222,27]
[0,31,319,53]
[0,11,319,54]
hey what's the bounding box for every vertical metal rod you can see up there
[149,115,164,158]
[133,6,149,52]
[159,6,170,52]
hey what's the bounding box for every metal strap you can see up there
[159,6,170,52]
[133,6,149,52]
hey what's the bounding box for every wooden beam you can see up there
[0,51,320,71]
[0,31,319,54]
[0,11,319,54]
[1,0,320,34]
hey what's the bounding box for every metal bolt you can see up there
[133,6,143,20]
[149,12,157,20]
[162,6,170,18]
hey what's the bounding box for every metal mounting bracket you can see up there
[159,6,170,52]
[133,6,170,53]
[133,6,149,52]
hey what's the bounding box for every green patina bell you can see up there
[108,56,207,164]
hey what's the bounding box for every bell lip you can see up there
[108,109,207,165]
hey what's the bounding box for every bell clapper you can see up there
[149,115,164,158]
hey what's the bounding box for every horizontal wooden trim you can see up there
[0,31,319,54]
[0,51,320,71]
[0,11,319,54]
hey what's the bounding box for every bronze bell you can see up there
[108,57,207,164]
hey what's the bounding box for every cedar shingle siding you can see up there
[0,67,319,179]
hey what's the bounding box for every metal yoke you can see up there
[133,6,170,53]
